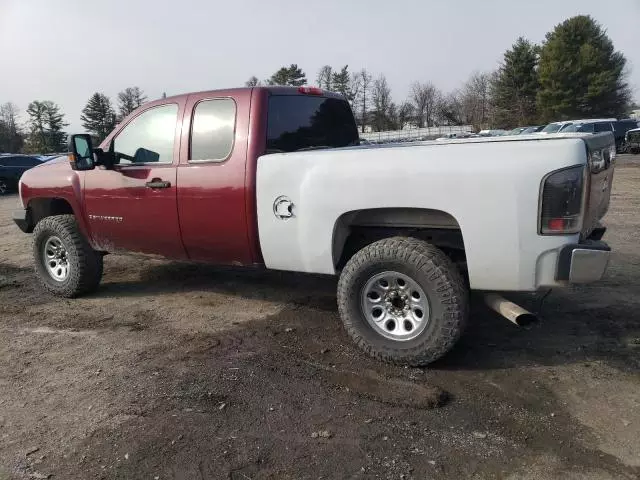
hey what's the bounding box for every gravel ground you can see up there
[0,156,639,479]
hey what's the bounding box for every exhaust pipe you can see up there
[484,293,538,327]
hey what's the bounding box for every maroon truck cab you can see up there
[14,87,331,267]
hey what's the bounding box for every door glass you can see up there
[577,123,594,133]
[113,104,178,164]
[594,122,613,133]
[190,99,236,162]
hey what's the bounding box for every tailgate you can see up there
[582,132,615,237]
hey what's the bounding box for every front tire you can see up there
[337,237,468,366]
[33,215,103,298]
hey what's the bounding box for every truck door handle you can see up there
[145,179,171,189]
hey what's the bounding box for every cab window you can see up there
[113,104,178,165]
[189,98,236,162]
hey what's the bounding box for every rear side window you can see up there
[614,120,639,133]
[190,98,236,162]
[594,122,613,133]
[577,123,594,133]
[266,95,358,153]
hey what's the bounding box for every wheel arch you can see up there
[24,197,89,238]
[332,207,466,270]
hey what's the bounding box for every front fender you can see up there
[19,160,91,241]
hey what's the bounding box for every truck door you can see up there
[176,92,253,265]
[83,101,187,258]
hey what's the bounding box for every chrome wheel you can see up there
[43,236,70,282]
[360,271,430,342]
[0,180,7,195]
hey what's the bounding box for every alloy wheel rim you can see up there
[360,271,430,341]
[43,236,70,282]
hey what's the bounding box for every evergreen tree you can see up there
[332,65,352,100]
[268,64,307,86]
[81,92,117,141]
[44,101,68,152]
[25,101,67,153]
[117,87,147,121]
[492,37,539,128]
[537,15,630,121]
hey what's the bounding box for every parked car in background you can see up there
[626,127,640,154]
[0,154,43,194]
[520,125,544,134]
[507,127,529,135]
[614,119,640,152]
[436,132,474,140]
[560,119,639,152]
[561,119,614,134]
[477,129,508,137]
[539,121,575,134]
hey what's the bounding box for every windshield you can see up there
[561,123,581,132]
[266,95,359,153]
[541,122,568,133]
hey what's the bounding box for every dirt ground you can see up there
[1,156,639,480]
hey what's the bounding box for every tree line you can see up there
[1,15,634,154]
[0,87,147,154]
[247,16,633,132]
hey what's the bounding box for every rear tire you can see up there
[337,237,468,366]
[33,215,103,298]
[0,178,9,195]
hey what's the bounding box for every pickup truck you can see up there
[13,86,615,366]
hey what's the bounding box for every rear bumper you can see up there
[556,239,611,284]
[13,207,31,233]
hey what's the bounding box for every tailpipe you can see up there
[484,293,538,327]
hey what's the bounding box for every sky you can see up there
[1,0,639,132]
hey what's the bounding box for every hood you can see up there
[28,155,72,172]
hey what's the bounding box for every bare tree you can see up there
[0,102,23,153]
[316,65,333,90]
[371,75,393,131]
[349,72,362,112]
[460,72,492,130]
[245,76,261,87]
[397,102,414,129]
[355,69,372,133]
[117,87,147,121]
[436,92,463,125]
[410,82,441,128]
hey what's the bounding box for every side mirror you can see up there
[68,134,96,171]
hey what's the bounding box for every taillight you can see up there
[539,166,585,235]
[588,146,615,173]
[298,86,323,95]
